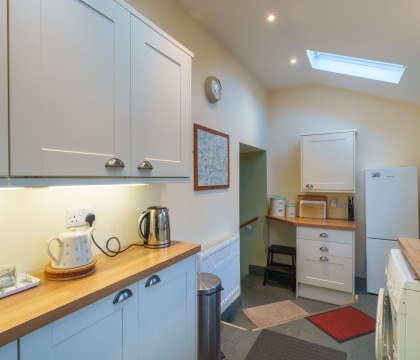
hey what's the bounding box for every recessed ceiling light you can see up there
[290,58,297,65]
[267,14,276,22]
[306,50,406,84]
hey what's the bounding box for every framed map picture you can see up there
[194,124,230,190]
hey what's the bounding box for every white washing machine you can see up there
[376,249,420,359]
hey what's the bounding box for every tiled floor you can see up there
[221,274,378,360]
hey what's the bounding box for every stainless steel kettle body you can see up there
[137,206,171,248]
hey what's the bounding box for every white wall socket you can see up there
[66,206,95,228]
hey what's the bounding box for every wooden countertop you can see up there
[0,241,201,347]
[266,215,356,231]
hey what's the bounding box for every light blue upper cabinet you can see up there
[131,15,192,178]
[0,0,8,176]
[9,0,131,177]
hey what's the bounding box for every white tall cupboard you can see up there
[9,0,131,177]
[131,15,191,178]
[0,0,8,176]
[301,130,356,192]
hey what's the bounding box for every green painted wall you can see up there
[239,149,268,279]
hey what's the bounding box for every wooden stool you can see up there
[263,245,296,291]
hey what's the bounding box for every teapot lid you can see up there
[60,227,90,237]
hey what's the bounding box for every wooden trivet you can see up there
[44,260,96,281]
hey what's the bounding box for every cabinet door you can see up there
[20,286,139,360]
[0,0,8,176]
[131,16,191,178]
[9,0,131,176]
[0,341,18,360]
[301,131,355,192]
[298,250,353,292]
[138,256,197,360]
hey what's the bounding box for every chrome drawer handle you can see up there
[145,274,161,287]
[305,184,314,188]
[320,256,329,262]
[113,289,133,304]
[138,160,153,170]
[319,233,329,238]
[320,246,329,252]
[105,157,125,168]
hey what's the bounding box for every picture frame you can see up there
[194,124,230,190]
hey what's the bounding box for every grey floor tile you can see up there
[221,274,377,359]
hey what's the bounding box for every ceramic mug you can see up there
[47,228,94,269]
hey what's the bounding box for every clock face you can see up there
[205,76,222,103]
[212,79,221,98]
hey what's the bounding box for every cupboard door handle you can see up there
[113,289,133,304]
[305,184,313,188]
[320,256,329,262]
[145,275,161,287]
[105,157,125,168]
[320,246,329,252]
[138,160,154,170]
[319,233,329,238]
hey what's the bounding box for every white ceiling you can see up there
[177,0,420,105]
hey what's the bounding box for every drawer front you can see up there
[298,251,353,292]
[298,226,353,244]
[299,238,352,258]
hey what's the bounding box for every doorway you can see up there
[239,143,268,279]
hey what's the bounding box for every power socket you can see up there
[66,206,95,228]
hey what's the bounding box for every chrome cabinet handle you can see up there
[145,274,161,287]
[113,289,133,304]
[320,246,329,252]
[319,233,329,238]
[105,157,125,168]
[138,160,153,170]
[305,184,314,188]
[320,256,329,262]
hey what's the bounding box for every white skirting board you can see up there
[197,234,240,313]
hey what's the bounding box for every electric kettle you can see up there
[47,227,95,269]
[137,206,171,248]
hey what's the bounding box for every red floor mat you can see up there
[306,306,376,343]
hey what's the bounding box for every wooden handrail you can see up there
[240,216,259,229]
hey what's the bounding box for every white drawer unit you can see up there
[297,226,355,305]
[298,227,353,244]
[298,238,352,259]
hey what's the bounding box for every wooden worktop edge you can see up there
[266,215,356,230]
[0,241,201,347]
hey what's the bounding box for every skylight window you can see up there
[306,50,406,84]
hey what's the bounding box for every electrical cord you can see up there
[86,213,143,257]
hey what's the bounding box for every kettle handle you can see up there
[47,237,63,265]
[137,210,150,242]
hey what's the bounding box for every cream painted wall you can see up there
[126,0,269,246]
[268,84,420,277]
[0,0,269,274]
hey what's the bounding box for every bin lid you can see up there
[198,272,222,295]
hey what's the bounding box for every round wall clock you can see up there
[204,76,222,103]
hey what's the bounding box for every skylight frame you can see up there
[306,50,406,84]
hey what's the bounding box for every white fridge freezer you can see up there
[365,166,419,294]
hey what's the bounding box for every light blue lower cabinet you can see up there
[138,255,197,360]
[18,255,197,360]
[20,285,139,360]
[0,341,18,360]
